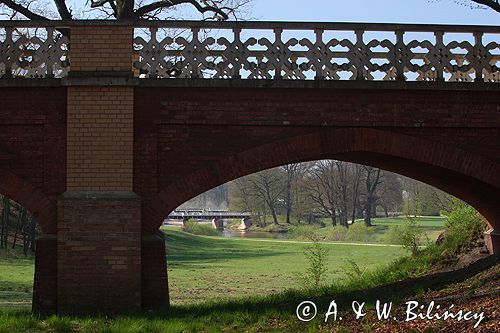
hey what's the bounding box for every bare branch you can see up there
[470,0,500,12]
[90,0,118,17]
[90,0,112,7]
[135,0,228,19]
[53,0,72,19]
[0,0,49,20]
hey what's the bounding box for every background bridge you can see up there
[166,210,250,220]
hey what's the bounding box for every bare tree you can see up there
[281,163,305,224]
[377,172,403,217]
[333,161,351,227]
[247,168,284,225]
[0,0,251,20]
[305,161,339,227]
[362,166,382,227]
[0,195,37,254]
[349,163,362,224]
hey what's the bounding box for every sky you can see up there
[247,0,499,25]
[56,0,500,25]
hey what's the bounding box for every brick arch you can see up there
[143,128,500,232]
[0,167,56,234]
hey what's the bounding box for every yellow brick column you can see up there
[67,25,134,191]
[58,24,141,315]
[67,86,133,191]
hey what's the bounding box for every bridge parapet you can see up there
[0,20,498,82]
[0,23,69,78]
[133,21,500,82]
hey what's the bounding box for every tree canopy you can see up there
[0,0,251,20]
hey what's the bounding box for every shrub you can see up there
[441,202,487,255]
[383,217,426,255]
[262,224,289,233]
[398,217,426,256]
[326,226,349,242]
[182,220,220,236]
[384,225,404,245]
[345,223,376,243]
[340,259,366,284]
[300,239,329,289]
[287,225,320,240]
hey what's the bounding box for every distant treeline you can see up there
[183,160,454,227]
[0,195,38,255]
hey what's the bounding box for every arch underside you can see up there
[0,167,56,234]
[144,127,500,232]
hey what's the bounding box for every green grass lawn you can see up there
[371,216,446,228]
[0,228,406,309]
[371,216,446,242]
[165,227,405,305]
[0,251,34,310]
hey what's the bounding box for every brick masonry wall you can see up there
[0,87,66,233]
[133,86,500,232]
[32,235,57,315]
[67,86,134,191]
[141,231,169,309]
[57,193,141,314]
[69,26,133,73]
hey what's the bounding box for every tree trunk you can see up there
[1,196,10,249]
[269,204,279,225]
[285,184,292,224]
[363,167,381,227]
[364,201,373,227]
[330,213,337,227]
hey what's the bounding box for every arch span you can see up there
[0,167,56,234]
[143,128,500,232]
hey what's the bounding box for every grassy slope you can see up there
[165,227,405,304]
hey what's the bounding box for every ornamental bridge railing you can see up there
[0,20,499,82]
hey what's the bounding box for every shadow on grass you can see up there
[141,254,500,321]
[165,230,290,265]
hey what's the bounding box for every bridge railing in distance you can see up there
[133,21,499,82]
[0,21,498,82]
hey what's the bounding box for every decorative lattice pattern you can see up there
[0,21,498,82]
[0,26,69,78]
[133,23,500,82]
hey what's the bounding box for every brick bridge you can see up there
[0,20,499,315]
